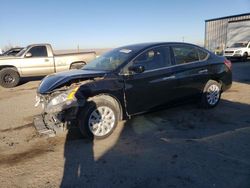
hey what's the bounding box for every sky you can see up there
[0,0,250,50]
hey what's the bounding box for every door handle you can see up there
[162,75,176,80]
[44,59,49,62]
[198,69,208,74]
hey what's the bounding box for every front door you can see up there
[123,45,178,115]
[21,45,54,76]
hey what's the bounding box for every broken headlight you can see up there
[50,92,71,106]
[45,87,79,113]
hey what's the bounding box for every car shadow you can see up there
[60,127,94,187]
[231,61,250,85]
[60,99,250,187]
[19,76,45,86]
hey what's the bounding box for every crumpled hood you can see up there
[38,69,107,94]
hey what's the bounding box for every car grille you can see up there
[225,51,234,54]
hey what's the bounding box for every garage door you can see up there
[227,20,250,47]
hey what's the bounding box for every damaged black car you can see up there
[34,42,232,139]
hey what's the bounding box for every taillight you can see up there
[224,59,232,70]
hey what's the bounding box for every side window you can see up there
[8,50,16,55]
[197,48,209,61]
[27,46,47,57]
[172,45,199,64]
[134,46,171,71]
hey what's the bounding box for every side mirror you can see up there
[25,52,32,58]
[128,65,145,74]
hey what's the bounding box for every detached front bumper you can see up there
[33,107,79,137]
[34,92,84,136]
[33,115,56,137]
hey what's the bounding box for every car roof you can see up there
[119,42,203,52]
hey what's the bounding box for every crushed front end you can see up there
[33,85,85,137]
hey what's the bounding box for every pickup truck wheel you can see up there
[78,97,119,139]
[70,62,86,69]
[242,52,248,62]
[0,68,20,88]
[200,80,221,108]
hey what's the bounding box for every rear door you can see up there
[20,45,54,76]
[170,44,210,99]
[123,45,178,115]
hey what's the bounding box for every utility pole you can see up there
[77,44,79,52]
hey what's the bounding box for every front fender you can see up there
[0,59,21,74]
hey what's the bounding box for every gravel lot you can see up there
[0,62,250,188]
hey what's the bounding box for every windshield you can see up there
[15,47,27,56]
[82,48,135,71]
[230,42,248,48]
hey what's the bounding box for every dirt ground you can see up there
[0,62,250,188]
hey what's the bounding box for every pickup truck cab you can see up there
[0,44,96,88]
[223,41,250,61]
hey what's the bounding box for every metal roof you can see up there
[205,12,250,22]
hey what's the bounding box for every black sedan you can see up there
[35,42,232,139]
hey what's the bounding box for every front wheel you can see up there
[0,68,20,88]
[200,80,221,108]
[242,52,248,62]
[78,97,119,139]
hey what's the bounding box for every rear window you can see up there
[172,45,199,64]
[198,48,209,61]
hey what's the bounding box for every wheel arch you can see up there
[201,79,221,91]
[88,93,124,121]
[200,79,222,108]
[70,61,86,69]
[0,65,19,72]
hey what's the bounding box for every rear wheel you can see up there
[200,80,221,108]
[0,68,20,88]
[78,96,119,139]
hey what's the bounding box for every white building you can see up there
[205,13,250,52]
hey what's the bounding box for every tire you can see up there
[242,52,248,62]
[70,62,86,69]
[200,80,221,108]
[0,68,20,88]
[77,96,119,139]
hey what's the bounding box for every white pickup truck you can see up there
[223,41,250,61]
[0,44,96,88]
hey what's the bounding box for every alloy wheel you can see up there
[206,84,220,105]
[88,106,115,137]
